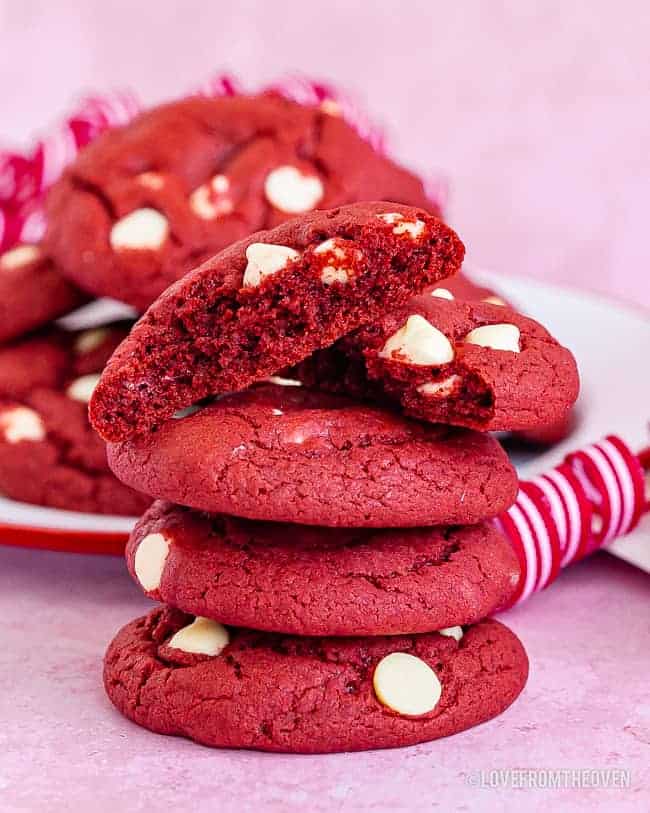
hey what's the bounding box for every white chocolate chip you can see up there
[134,532,170,591]
[264,166,324,214]
[136,172,165,190]
[393,219,425,238]
[0,407,45,444]
[243,242,300,288]
[430,288,454,300]
[320,267,350,285]
[314,238,345,258]
[0,244,41,270]
[378,212,403,224]
[377,212,425,239]
[438,626,463,642]
[66,373,101,403]
[189,174,233,220]
[168,617,230,657]
[320,99,342,116]
[373,652,441,716]
[379,315,454,366]
[417,374,461,398]
[110,208,169,251]
[74,328,110,354]
[314,238,359,286]
[464,323,521,353]
[483,295,507,306]
[266,376,302,387]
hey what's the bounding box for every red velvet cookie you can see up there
[107,384,518,527]
[0,244,88,343]
[90,202,464,442]
[291,295,579,432]
[45,95,437,310]
[126,501,520,636]
[0,324,151,515]
[104,607,528,753]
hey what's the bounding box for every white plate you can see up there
[1,275,649,562]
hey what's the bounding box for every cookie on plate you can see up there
[107,384,518,527]
[90,202,464,442]
[45,94,437,309]
[0,244,88,343]
[291,295,579,432]
[0,323,151,515]
[126,501,520,636]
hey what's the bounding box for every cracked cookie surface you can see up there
[0,323,151,515]
[90,202,464,442]
[291,296,579,432]
[103,607,528,753]
[45,95,436,310]
[107,384,518,527]
[127,501,521,635]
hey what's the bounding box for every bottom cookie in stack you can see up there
[104,606,528,754]
[103,385,528,753]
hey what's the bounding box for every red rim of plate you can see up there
[0,521,128,555]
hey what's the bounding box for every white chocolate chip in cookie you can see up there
[320,98,342,116]
[74,328,110,354]
[314,238,359,286]
[417,375,461,398]
[464,323,521,353]
[266,376,302,387]
[168,616,230,657]
[189,174,233,220]
[134,532,170,591]
[0,406,45,444]
[430,288,454,300]
[483,295,507,306]
[438,626,463,642]
[373,652,441,716]
[314,238,345,258]
[320,267,350,285]
[66,373,101,403]
[110,208,169,251]
[377,212,425,239]
[243,243,300,288]
[0,244,41,270]
[379,314,454,366]
[136,172,165,190]
[264,166,324,213]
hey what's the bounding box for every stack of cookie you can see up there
[92,202,578,752]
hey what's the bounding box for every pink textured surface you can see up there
[1,2,648,306]
[1,543,648,811]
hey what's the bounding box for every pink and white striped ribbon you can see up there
[495,435,648,607]
[0,90,141,250]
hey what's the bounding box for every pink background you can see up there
[1,1,649,307]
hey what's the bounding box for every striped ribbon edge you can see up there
[496,435,646,607]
